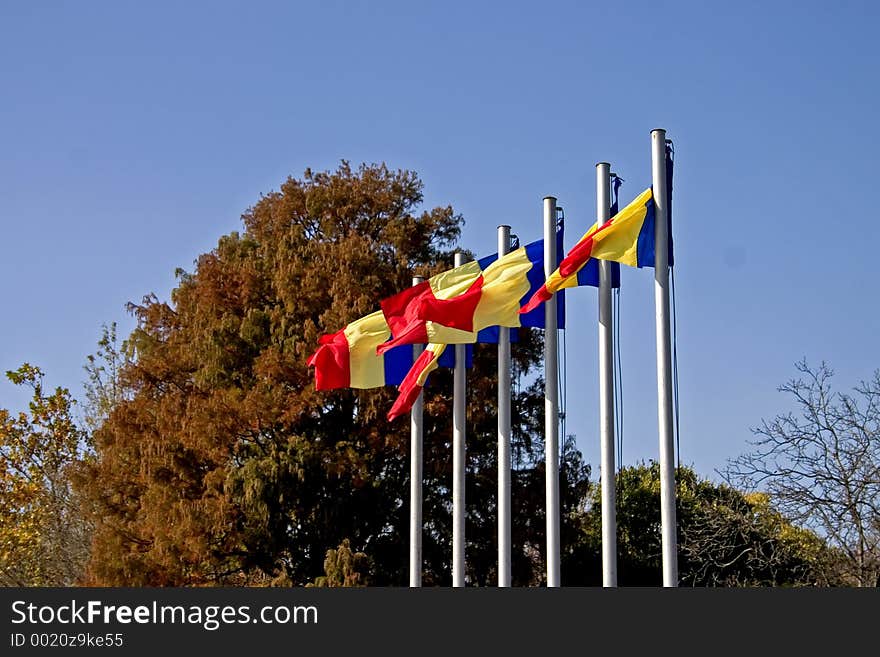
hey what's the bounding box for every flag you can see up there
[308,226,621,392]
[520,187,659,314]
[476,233,619,333]
[307,310,409,390]
[378,246,533,353]
[386,343,446,421]
[378,233,617,353]
[306,310,472,391]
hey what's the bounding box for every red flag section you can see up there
[381,247,533,353]
[305,329,350,390]
[386,344,445,421]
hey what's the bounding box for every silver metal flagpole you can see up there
[596,162,617,587]
[651,128,678,587]
[453,251,467,587]
[497,225,512,588]
[409,275,425,588]
[543,196,560,587]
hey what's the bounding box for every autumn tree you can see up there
[81,162,585,586]
[0,365,90,585]
[725,361,880,586]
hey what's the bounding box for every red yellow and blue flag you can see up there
[305,311,471,391]
[520,187,665,314]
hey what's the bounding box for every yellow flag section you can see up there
[473,245,534,329]
[421,322,478,345]
[558,187,653,288]
[343,311,393,388]
[429,259,483,299]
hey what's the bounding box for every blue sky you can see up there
[1,0,878,481]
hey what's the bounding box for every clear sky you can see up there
[1,0,878,481]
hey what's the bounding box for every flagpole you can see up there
[543,196,560,587]
[651,128,678,587]
[453,251,467,587]
[497,225,512,587]
[596,162,617,587]
[409,275,425,588]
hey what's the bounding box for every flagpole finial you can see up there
[496,224,511,231]
[651,127,667,135]
[596,161,610,168]
[543,195,557,201]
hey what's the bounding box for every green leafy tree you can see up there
[310,539,372,587]
[566,462,830,586]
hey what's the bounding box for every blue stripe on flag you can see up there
[383,343,416,387]
[383,343,474,387]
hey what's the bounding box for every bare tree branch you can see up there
[724,361,880,586]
